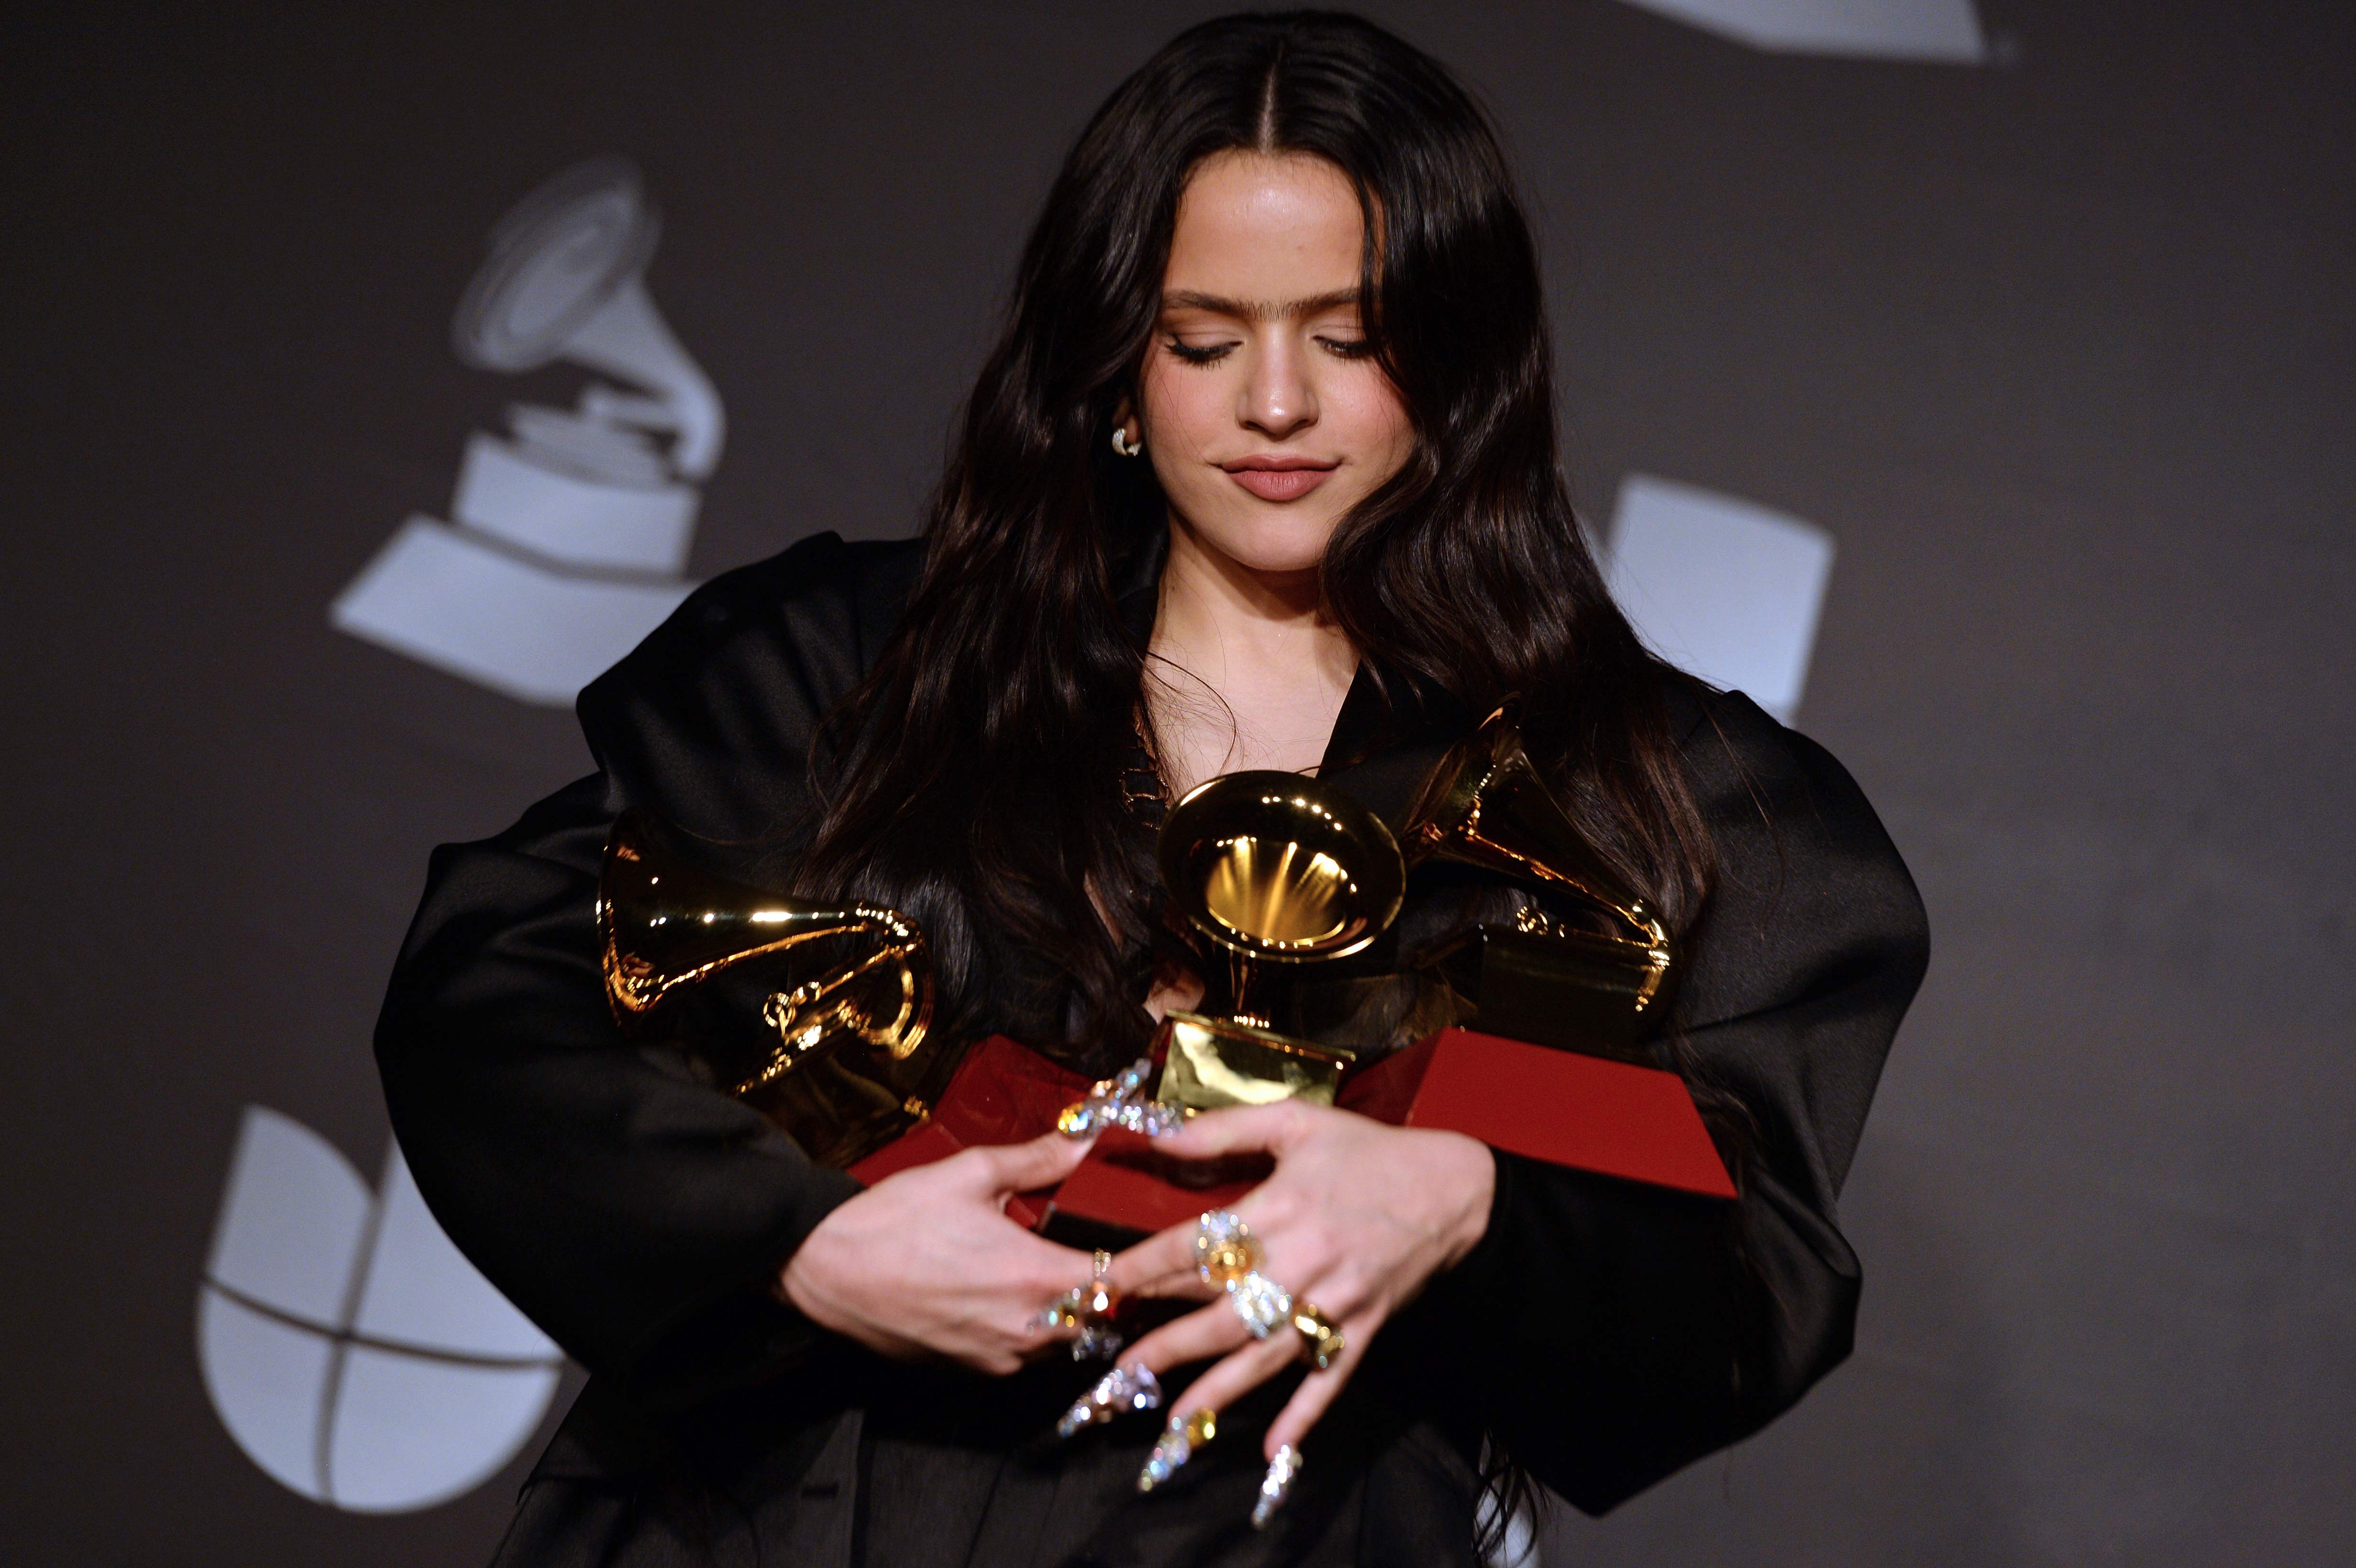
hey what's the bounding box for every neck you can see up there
[1152,515,1353,671]
[1144,512,1358,791]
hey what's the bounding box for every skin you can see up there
[781,1129,1102,1373]
[1132,149,1413,798]
[784,150,1495,1468]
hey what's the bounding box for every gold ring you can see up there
[1195,1210,1261,1285]
[1039,1258,1119,1329]
[1289,1301,1344,1370]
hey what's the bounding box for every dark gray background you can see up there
[5,1,2350,1562]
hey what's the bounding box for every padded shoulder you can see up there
[1671,686,1924,941]
[1669,682,1931,1196]
[576,533,926,845]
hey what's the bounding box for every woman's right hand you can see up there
[779,1130,1102,1374]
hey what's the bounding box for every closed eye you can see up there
[1165,337,1237,366]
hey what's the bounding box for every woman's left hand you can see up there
[1099,1102,1496,1459]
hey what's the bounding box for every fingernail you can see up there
[1250,1444,1301,1529]
[1136,1408,1217,1492]
[1123,1100,1191,1138]
[1057,1362,1161,1440]
[1059,1057,1159,1137]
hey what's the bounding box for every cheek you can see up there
[1329,372,1415,478]
[1138,363,1242,525]
[1137,359,1223,458]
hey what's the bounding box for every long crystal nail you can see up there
[1136,1408,1217,1492]
[1057,1362,1162,1439]
[1058,1056,1159,1137]
[1119,1100,1191,1137]
[1250,1444,1301,1529]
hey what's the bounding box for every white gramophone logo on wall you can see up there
[332,158,720,705]
[1614,0,1988,60]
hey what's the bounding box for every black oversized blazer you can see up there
[376,531,1929,1568]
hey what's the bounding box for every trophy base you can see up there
[1338,1027,1734,1199]
[847,1034,1093,1227]
[1429,926,1664,1061]
[844,1023,1734,1250]
[1030,1012,1351,1241]
[1155,1011,1354,1112]
[1040,1125,1268,1247]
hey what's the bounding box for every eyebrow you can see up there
[1158,288,1362,323]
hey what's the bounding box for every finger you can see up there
[1006,1231,1118,1350]
[971,1127,1097,1194]
[1000,1221,1130,1323]
[1146,1101,1323,1162]
[1121,1296,1251,1373]
[1101,1216,1217,1300]
[1160,1331,1303,1427]
[1006,1227,1104,1288]
[1263,1318,1372,1456]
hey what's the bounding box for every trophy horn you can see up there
[1405,705,1677,1037]
[597,813,934,1100]
[1149,772,1400,1108]
[1159,771,1406,966]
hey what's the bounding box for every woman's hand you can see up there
[1101,1103,1495,1459]
[781,1129,1103,1373]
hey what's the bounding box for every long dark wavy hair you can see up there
[800,9,1712,1067]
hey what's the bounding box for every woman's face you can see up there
[1134,151,1414,577]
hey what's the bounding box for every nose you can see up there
[1239,335,1318,441]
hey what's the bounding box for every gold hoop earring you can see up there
[1112,426,1143,458]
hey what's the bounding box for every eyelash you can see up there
[1163,336,1375,365]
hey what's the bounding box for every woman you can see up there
[378,11,1929,1566]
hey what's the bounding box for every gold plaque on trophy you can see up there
[1156,1012,1353,1111]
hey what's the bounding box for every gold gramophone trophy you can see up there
[1293,704,1728,1201]
[594,697,1720,1216]
[1034,769,1411,1243]
[1402,703,1676,1055]
[1145,771,1408,1112]
[597,812,947,1170]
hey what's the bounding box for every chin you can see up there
[1191,504,1347,576]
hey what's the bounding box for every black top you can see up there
[375,532,1929,1568]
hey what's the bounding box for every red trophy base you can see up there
[846,1034,1092,1230]
[844,1025,1735,1242]
[1338,1027,1734,1199]
[1037,1128,1266,1248]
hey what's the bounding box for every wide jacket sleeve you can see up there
[372,533,920,1411]
[1404,691,1931,1514]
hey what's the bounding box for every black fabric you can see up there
[375,531,1929,1565]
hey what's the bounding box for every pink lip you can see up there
[1222,456,1339,502]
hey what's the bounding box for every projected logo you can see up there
[1616,0,1989,61]
[333,158,722,706]
[197,1108,563,1512]
[1603,474,1836,723]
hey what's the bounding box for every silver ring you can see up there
[1226,1270,1292,1339]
